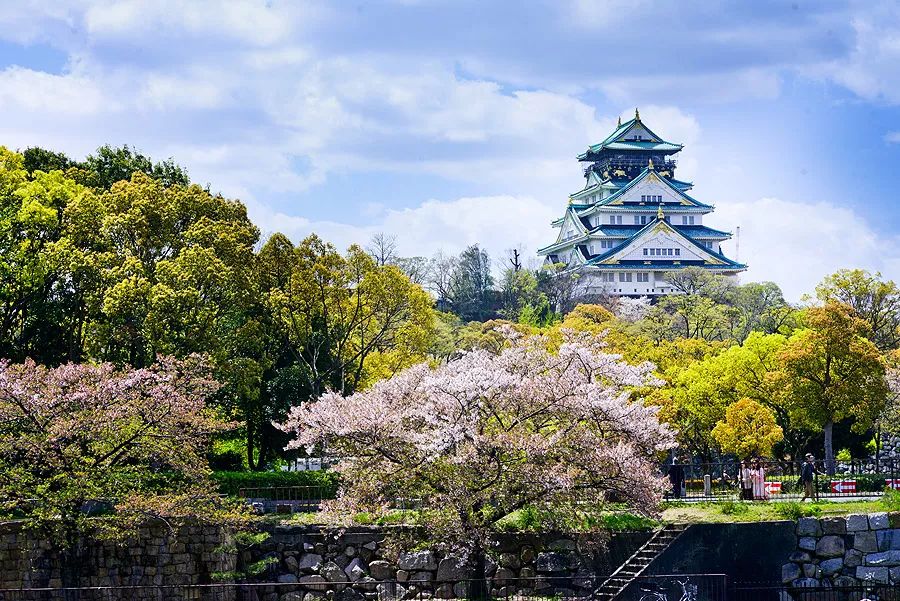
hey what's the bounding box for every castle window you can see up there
[616,215,622,224]
[675,249,681,256]
[619,272,632,282]
[609,216,615,224]
[643,248,648,256]
[637,273,649,283]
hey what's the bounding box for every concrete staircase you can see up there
[593,523,690,600]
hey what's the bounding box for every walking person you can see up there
[668,457,686,499]
[800,453,819,502]
[751,458,769,500]
[739,460,753,501]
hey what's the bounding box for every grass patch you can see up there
[663,498,890,524]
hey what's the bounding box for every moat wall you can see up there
[0,520,651,599]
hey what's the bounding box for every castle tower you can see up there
[538,110,746,296]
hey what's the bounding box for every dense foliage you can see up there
[281,329,675,574]
[0,355,251,585]
[3,141,899,483]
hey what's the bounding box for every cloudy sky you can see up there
[2,1,900,299]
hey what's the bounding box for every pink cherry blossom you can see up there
[280,328,675,550]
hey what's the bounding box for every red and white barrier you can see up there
[765,481,782,495]
[886,479,900,491]
[831,480,857,494]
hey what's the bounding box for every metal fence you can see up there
[731,581,900,600]
[664,458,900,501]
[0,575,730,601]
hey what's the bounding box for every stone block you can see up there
[520,546,535,564]
[368,560,395,580]
[536,552,568,573]
[397,551,437,571]
[799,537,817,552]
[869,513,890,530]
[792,577,819,588]
[298,575,328,588]
[376,582,406,600]
[891,566,900,584]
[865,550,900,566]
[493,567,516,584]
[548,538,577,551]
[789,551,811,563]
[322,561,348,583]
[802,563,818,578]
[409,571,433,583]
[846,514,869,532]
[335,589,365,601]
[821,518,847,535]
[855,531,879,553]
[816,535,845,558]
[434,584,454,599]
[344,558,367,581]
[798,517,821,537]
[499,552,521,569]
[436,556,470,581]
[856,566,889,583]
[277,574,298,583]
[452,582,470,598]
[845,549,864,568]
[297,553,323,573]
[284,556,299,574]
[781,563,800,584]
[877,529,900,551]
[819,558,843,576]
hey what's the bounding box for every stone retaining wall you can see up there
[256,525,650,600]
[0,521,650,600]
[0,520,233,589]
[782,512,900,588]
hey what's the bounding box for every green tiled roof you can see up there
[577,116,683,160]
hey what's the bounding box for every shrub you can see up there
[212,470,339,497]
[775,502,821,520]
[719,499,749,515]
[208,450,245,472]
[835,448,852,463]
[882,488,900,512]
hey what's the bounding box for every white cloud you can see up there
[245,194,558,265]
[712,197,900,301]
[0,67,110,115]
[886,131,900,144]
[812,6,900,104]
[83,0,314,47]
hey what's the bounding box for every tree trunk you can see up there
[470,540,488,601]
[824,420,835,475]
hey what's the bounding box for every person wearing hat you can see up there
[800,453,819,502]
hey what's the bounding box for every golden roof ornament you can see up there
[635,107,640,120]
[657,203,664,220]
[617,115,622,127]
[648,158,654,170]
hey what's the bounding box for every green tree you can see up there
[21,147,75,175]
[779,301,888,473]
[816,269,900,350]
[86,171,259,367]
[712,397,784,459]
[447,244,495,321]
[83,144,190,190]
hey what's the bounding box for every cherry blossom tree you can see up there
[280,328,674,581]
[613,296,652,323]
[0,355,252,586]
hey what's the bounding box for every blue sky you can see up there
[1,1,900,299]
